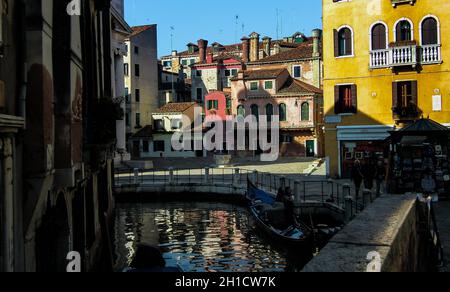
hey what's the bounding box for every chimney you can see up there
[249,32,260,62]
[206,52,214,64]
[198,39,208,63]
[241,37,250,63]
[262,37,272,57]
[171,50,178,56]
[312,29,322,57]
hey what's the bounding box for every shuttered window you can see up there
[335,27,353,57]
[371,24,387,50]
[422,18,438,45]
[393,81,417,109]
[279,104,287,121]
[334,84,357,114]
[301,102,310,121]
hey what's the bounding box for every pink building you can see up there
[204,91,231,121]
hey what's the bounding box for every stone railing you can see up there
[370,44,441,69]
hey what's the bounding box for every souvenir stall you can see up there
[388,119,450,197]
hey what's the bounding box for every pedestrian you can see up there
[375,160,386,196]
[283,187,297,227]
[362,159,376,191]
[352,160,364,198]
[421,169,436,197]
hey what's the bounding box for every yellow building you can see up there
[323,0,450,178]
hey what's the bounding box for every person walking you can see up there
[362,159,376,191]
[351,160,364,198]
[375,160,386,196]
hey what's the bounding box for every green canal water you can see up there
[114,201,312,272]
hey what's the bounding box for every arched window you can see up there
[265,104,274,122]
[251,104,259,121]
[279,104,287,122]
[396,20,412,42]
[421,17,438,45]
[237,105,245,117]
[337,27,353,56]
[371,23,387,50]
[301,102,310,121]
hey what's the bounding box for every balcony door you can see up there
[371,24,387,50]
[396,20,412,42]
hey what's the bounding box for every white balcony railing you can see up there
[421,44,442,64]
[391,45,417,66]
[370,49,390,68]
[370,44,441,69]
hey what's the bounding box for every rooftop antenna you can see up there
[276,8,279,40]
[234,15,239,44]
[170,26,175,100]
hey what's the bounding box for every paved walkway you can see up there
[119,157,327,180]
[434,201,450,272]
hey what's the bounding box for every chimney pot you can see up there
[241,37,250,63]
[198,39,208,63]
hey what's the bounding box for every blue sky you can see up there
[124,0,322,57]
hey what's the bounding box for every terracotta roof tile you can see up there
[231,68,287,81]
[251,39,320,63]
[278,78,323,95]
[128,25,156,38]
[153,102,197,114]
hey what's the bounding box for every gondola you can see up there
[246,179,314,247]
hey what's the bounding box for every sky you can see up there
[124,0,322,57]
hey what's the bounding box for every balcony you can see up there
[370,44,441,69]
[391,0,416,7]
[392,105,420,122]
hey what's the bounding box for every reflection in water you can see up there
[115,202,307,272]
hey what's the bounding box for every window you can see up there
[231,69,238,76]
[135,89,140,103]
[135,113,141,127]
[226,98,232,110]
[251,104,259,121]
[125,113,130,126]
[225,70,231,77]
[334,84,357,114]
[163,60,172,68]
[237,105,245,117]
[281,134,293,143]
[154,119,164,131]
[279,104,287,121]
[207,100,219,110]
[334,27,353,57]
[181,59,188,66]
[124,63,129,76]
[293,66,302,78]
[135,64,140,77]
[266,104,274,122]
[171,119,182,130]
[250,82,258,91]
[196,70,202,77]
[154,141,165,152]
[395,20,412,42]
[371,23,387,50]
[264,81,273,90]
[134,46,139,54]
[190,59,196,65]
[196,88,203,101]
[301,102,310,121]
[393,81,417,109]
[421,17,439,45]
[125,87,130,103]
[143,140,149,152]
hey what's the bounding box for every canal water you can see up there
[114,201,312,272]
